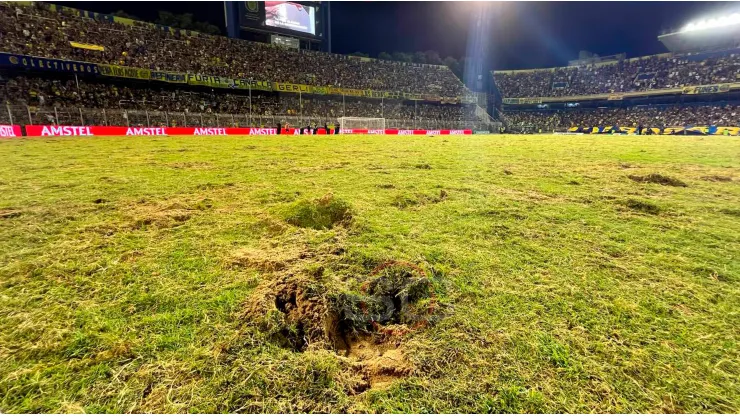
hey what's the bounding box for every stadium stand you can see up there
[0,2,468,97]
[0,75,483,129]
[492,37,740,134]
[502,104,740,132]
[493,52,740,98]
[0,2,498,132]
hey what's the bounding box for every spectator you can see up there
[494,53,740,98]
[503,105,740,131]
[0,75,481,126]
[0,2,471,97]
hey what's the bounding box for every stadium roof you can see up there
[659,17,740,53]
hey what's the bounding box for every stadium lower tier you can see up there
[503,104,740,132]
[0,74,485,130]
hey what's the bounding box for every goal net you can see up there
[338,117,386,131]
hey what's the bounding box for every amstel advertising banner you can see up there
[24,126,280,137]
[24,126,473,137]
[0,125,22,138]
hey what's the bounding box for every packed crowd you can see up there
[504,105,740,130]
[0,2,468,97]
[495,53,740,98]
[1,75,479,122]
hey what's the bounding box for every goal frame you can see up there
[338,117,386,131]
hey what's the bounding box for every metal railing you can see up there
[1,105,498,132]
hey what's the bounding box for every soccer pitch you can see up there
[0,134,738,413]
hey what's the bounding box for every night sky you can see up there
[56,1,739,70]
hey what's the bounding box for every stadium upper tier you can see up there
[493,49,740,99]
[0,2,470,99]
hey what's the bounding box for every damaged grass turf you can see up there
[242,258,440,352]
[281,193,353,230]
[623,198,662,215]
[332,261,439,336]
[2,134,739,413]
[240,234,441,392]
[627,173,688,187]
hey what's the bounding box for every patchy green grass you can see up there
[0,134,739,413]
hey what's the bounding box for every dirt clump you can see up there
[166,161,213,170]
[230,245,307,272]
[628,173,687,187]
[281,193,353,230]
[242,260,438,353]
[701,175,733,182]
[0,208,22,219]
[240,254,438,392]
[720,208,740,217]
[342,333,415,392]
[242,272,336,352]
[391,192,447,209]
[622,198,661,215]
[331,261,439,336]
[133,210,191,229]
[194,198,214,210]
[127,199,201,229]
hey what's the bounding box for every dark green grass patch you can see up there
[628,173,688,187]
[623,198,662,215]
[281,194,353,229]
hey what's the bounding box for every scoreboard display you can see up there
[240,1,323,39]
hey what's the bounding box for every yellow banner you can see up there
[503,97,542,105]
[150,71,187,84]
[330,87,363,97]
[682,83,731,95]
[187,73,238,88]
[569,125,739,136]
[232,78,273,91]
[98,64,151,80]
[69,42,104,51]
[273,82,313,93]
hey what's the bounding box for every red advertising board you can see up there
[340,129,472,135]
[24,126,280,137]
[0,125,22,138]
[23,125,473,137]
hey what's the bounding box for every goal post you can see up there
[338,117,386,131]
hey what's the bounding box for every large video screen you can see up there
[265,1,316,36]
